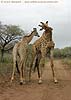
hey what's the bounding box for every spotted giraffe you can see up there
[11,28,40,84]
[29,21,58,84]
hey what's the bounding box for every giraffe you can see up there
[11,28,40,84]
[29,21,58,84]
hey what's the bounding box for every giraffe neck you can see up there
[22,31,35,43]
[26,31,35,43]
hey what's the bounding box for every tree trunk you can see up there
[1,49,4,62]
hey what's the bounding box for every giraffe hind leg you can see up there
[11,60,16,82]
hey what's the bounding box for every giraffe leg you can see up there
[11,43,19,83]
[38,57,45,84]
[19,60,24,85]
[36,54,42,84]
[11,60,16,82]
[38,48,46,84]
[37,68,42,84]
[29,52,37,82]
[50,49,58,83]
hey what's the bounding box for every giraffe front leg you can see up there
[50,49,58,83]
[39,58,45,84]
[36,56,42,84]
[38,56,45,84]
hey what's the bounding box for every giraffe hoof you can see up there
[10,78,13,83]
[53,77,58,83]
[54,79,58,83]
[20,82,23,85]
[38,80,42,84]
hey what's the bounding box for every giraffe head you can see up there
[32,28,40,37]
[38,21,53,32]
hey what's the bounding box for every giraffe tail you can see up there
[16,61,20,74]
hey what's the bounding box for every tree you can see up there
[0,22,24,62]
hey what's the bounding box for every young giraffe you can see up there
[11,28,40,84]
[29,21,58,84]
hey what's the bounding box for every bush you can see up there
[53,47,71,58]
